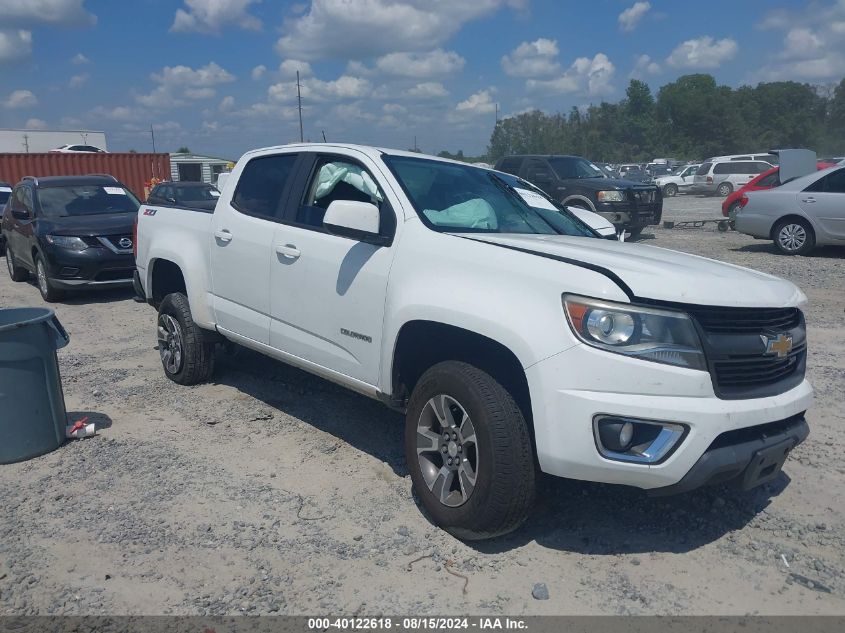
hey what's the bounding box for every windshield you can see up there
[176,186,219,202]
[547,157,605,179]
[38,185,140,217]
[384,155,596,236]
[0,190,10,205]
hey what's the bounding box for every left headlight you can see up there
[46,235,88,251]
[563,294,706,371]
[597,190,625,203]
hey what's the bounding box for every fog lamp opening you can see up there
[593,416,687,464]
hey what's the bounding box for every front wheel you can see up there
[35,255,64,302]
[6,248,29,282]
[773,217,815,256]
[405,361,536,540]
[663,183,678,197]
[157,292,215,385]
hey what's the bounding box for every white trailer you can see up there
[0,129,107,153]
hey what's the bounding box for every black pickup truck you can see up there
[494,155,662,237]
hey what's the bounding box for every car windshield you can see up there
[384,155,596,237]
[38,185,140,217]
[0,190,10,205]
[547,157,605,179]
[176,186,219,201]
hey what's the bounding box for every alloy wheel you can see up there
[157,313,184,374]
[416,394,479,508]
[6,251,13,278]
[36,260,49,295]
[778,223,806,252]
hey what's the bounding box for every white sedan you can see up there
[50,144,107,153]
[735,165,845,255]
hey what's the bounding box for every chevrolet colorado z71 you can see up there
[135,144,811,540]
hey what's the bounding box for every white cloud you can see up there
[25,118,47,130]
[666,36,738,69]
[527,53,616,97]
[279,59,313,78]
[3,89,37,108]
[630,54,661,78]
[90,105,143,121]
[69,73,89,88]
[70,52,89,64]
[0,29,32,62]
[137,62,236,108]
[456,89,496,115]
[276,0,525,60]
[501,38,561,77]
[618,2,651,33]
[251,64,266,80]
[403,82,449,99]
[171,0,261,34]
[219,95,235,111]
[0,0,96,27]
[375,49,465,77]
[268,74,371,103]
[754,2,845,81]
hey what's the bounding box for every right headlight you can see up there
[597,190,625,203]
[563,294,706,371]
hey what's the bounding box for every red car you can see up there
[722,162,835,219]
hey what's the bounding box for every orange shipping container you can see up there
[0,153,171,201]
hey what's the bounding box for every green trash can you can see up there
[0,307,70,464]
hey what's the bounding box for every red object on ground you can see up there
[0,153,170,201]
[722,162,837,217]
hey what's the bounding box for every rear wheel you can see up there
[773,217,815,256]
[663,183,678,197]
[717,182,733,197]
[157,292,215,385]
[5,248,29,282]
[405,361,535,540]
[35,255,64,302]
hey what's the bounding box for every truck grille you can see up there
[713,341,806,388]
[686,306,801,334]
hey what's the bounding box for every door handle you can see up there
[801,198,816,203]
[214,229,233,242]
[274,243,301,259]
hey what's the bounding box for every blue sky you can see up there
[0,0,841,159]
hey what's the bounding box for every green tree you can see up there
[176,146,191,154]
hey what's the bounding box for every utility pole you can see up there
[495,103,499,127]
[150,125,157,154]
[296,70,304,143]
[413,135,418,152]
[22,134,29,153]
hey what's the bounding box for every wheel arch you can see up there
[561,194,596,212]
[389,320,533,430]
[769,213,817,241]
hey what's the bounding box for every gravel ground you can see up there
[1,194,843,616]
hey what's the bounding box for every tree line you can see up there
[484,74,845,164]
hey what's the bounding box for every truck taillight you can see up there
[706,176,713,184]
[133,216,138,258]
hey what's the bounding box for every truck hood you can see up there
[39,212,137,237]
[464,234,805,308]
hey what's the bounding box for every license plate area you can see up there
[741,438,794,490]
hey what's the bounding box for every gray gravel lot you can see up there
[1,194,843,616]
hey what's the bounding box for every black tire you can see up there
[773,217,815,256]
[157,292,215,385]
[405,361,535,540]
[663,183,678,197]
[626,226,644,239]
[5,247,29,282]
[716,182,733,197]
[35,254,64,302]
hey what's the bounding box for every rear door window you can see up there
[756,171,780,187]
[231,153,298,220]
[497,157,522,174]
[823,168,845,193]
[713,163,731,175]
[696,163,712,176]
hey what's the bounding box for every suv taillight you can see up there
[133,216,138,258]
[706,176,713,184]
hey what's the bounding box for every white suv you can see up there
[693,160,773,197]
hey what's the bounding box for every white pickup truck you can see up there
[135,143,812,540]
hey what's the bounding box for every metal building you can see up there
[169,152,233,184]
[0,129,108,153]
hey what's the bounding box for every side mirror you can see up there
[323,200,386,245]
[166,197,177,204]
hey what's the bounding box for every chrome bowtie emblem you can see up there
[761,333,793,358]
[118,237,133,249]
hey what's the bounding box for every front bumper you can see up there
[595,200,662,228]
[526,343,813,490]
[43,244,135,289]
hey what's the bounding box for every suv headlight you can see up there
[597,190,625,203]
[563,295,706,371]
[46,235,88,251]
